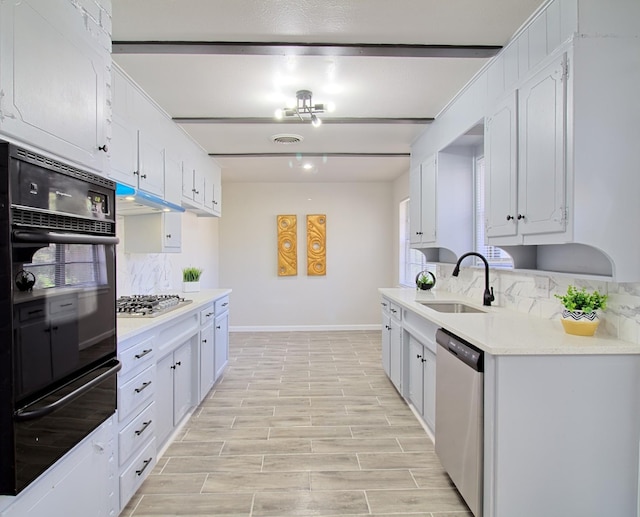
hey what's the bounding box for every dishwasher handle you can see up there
[436,328,483,372]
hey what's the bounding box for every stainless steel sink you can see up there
[419,302,486,314]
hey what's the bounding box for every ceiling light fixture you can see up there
[275,89,332,127]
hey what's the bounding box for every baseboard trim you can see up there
[230,324,382,332]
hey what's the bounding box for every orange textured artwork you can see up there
[307,214,326,276]
[277,215,297,276]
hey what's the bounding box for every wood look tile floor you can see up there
[122,331,472,517]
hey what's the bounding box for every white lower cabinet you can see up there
[113,292,230,513]
[156,339,197,447]
[119,438,156,510]
[116,333,157,514]
[198,303,215,399]
[0,417,117,517]
[214,298,230,381]
[407,334,437,434]
[381,297,402,392]
[384,301,438,435]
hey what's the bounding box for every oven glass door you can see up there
[12,231,118,405]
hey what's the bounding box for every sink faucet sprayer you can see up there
[452,252,495,307]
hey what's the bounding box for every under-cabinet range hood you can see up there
[115,183,185,216]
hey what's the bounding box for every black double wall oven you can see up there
[0,142,121,495]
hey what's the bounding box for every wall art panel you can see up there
[307,214,326,276]
[277,214,297,276]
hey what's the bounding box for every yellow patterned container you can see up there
[561,310,600,336]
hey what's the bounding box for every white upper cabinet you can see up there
[485,91,518,239]
[0,0,110,173]
[486,53,568,245]
[410,157,437,247]
[109,66,165,197]
[517,54,567,237]
[410,150,474,263]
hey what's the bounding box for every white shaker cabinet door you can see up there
[485,91,519,240]
[0,0,109,172]
[517,53,567,237]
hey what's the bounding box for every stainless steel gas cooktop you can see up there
[116,294,192,318]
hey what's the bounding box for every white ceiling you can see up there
[112,0,545,183]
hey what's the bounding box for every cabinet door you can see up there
[173,342,194,425]
[381,313,391,377]
[199,324,215,400]
[137,130,165,197]
[109,68,138,187]
[409,166,423,246]
[163,213,182,251]
[214,312,229,381]
[204,173,221,216]
[485,91,519,239]
[408,336,424,414]
[422,347,436,433]
[0,0,108,172]
[518,54,567,236]
[154,354,174,447]
[419,156,437,244]
[389,318,402,392]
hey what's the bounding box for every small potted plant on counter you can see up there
[555,285,608,336]
[415,270,436,291]
[182,266,203,293]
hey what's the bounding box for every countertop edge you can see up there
[379,287,640,356]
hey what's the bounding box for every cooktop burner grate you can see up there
[116,294,192,317]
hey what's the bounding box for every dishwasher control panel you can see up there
[436,329,483,372]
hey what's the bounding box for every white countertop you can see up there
[116,289,231,342]
[379,287,640,356]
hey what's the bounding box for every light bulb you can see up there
[311,114,322,128]
[326,101,336,113]
[302,163,313,170]
[274,108,284,120]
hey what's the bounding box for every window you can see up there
[474,155,513,268]
[399,198,432,287]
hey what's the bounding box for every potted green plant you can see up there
[415,270,436,291]
[554,285,608,336]
[182,267,203,293]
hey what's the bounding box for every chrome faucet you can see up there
[452,252,495,306]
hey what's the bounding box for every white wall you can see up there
[219,182,394,330]
[116,211,220,295]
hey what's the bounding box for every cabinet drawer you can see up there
[119,336,155,379]
[380,298,391,315]
[119,438,156,510]
[200,304,215,326]
[214,296,230,315]
[389,301,402,321]
[118,402,155,467]
[118,365,155,422]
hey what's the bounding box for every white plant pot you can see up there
[183,281,200,293]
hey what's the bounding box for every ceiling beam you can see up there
[112,41,501,59]
[209,152,410,158]
[174,117,433,125]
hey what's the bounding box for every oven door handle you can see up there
[13,230,119,246]
[14,360,122,422]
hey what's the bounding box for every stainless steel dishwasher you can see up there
[435,328,484,517]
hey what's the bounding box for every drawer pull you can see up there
[381,302,387,307]
[134,420,153,436]
[60,302,73,308]
[136,457,153,477]
[206,312,214,317]
[222,302,228,307]
[134,381,152,393]
[216,325,221,329]
[134,349,153,360]
[202,339,207,343]
[390,308,397,313]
